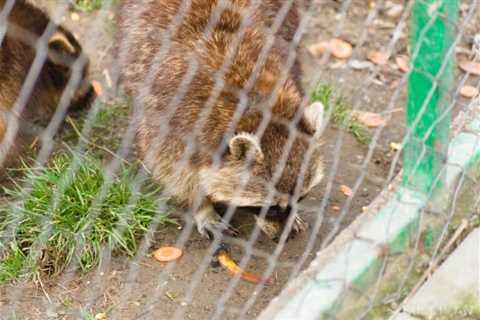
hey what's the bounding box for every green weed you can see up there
[0,153,174,282]
[411,294,480,320]
[72,0,103,12]
[310,84,372,144]
[0,243,28,283]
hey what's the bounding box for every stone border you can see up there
[258,101,480,320]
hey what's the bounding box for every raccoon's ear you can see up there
[47,30,77,65]
[303,102,325,133]
[229,132,264,162]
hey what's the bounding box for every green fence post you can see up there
[403,0,459,195]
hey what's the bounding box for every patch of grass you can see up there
[0,243,28,283]
[411,294,480,320]
[0,153,174,282]
[310,84,372,144]
[72,0,103,12]
[63,99,130,159]
[80,311,96,320]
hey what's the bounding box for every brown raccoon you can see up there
[117,0,324,239]
[0,0,94,166]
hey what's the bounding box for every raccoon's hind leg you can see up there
[194,202,239,239]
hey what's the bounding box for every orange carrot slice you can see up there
[308,41,329,57]
[330,38,353,59]
[153,246,183,262]
[459,85,479,98]
[340,185,353,197]
[91,80,103,97]
[217,250,273,285]
[367,50,389,65]
[396,55,410,73]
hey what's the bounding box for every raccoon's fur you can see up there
[117,0,324,239]
[0,0,94,165]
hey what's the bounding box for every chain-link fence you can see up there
[0,0,479,319]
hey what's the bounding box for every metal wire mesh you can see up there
[0,0,479,319]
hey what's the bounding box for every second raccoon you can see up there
[0,0,94,165]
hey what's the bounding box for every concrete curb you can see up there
[392,228,479,319]
[258,102,480,320]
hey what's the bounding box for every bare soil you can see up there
[1,1,478,319]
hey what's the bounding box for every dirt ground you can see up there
[1,0,479,319]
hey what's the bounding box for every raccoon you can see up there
[0,0,94,163]
[117,0,324,239]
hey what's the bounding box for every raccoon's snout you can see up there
[70,82,95,112]
[212,194,307,218]
[212,201,292,219]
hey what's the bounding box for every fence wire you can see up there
[0,0,479,319]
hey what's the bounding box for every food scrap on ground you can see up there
[91,80,103,97]
[459,60,480,76]
[340,185,353,197]
[329,38,353,59]
[459,85,479,98]
[355,111,387,128]
[367,50,389,65]
[308,41,329,57]
[308,38,353,59]
[153,246,183,262]
[216,248,273,286]
[395,55,410,73]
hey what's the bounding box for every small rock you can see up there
[330,61,347,69]
[386,4,403,18]
[374,19,396,29]
[70,12,80,21]
[473,34,480,54]
[390,142,402,151]
[348,59,373,70]
[95,313,108,320]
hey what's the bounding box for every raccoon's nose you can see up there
[278,205,292,216]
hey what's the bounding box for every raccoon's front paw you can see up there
[194,207,239,240]
[203,217,240,240]
[254,214,308,241]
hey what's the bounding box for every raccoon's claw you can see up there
[254,214,308,241]
[203,220,239,240]
[292,215,308,234]
[195,209,239,239]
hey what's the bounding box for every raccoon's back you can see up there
[117,0,296,44]
[118,0,304,156]
[1,0,51,37]
[117,0,301,94]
